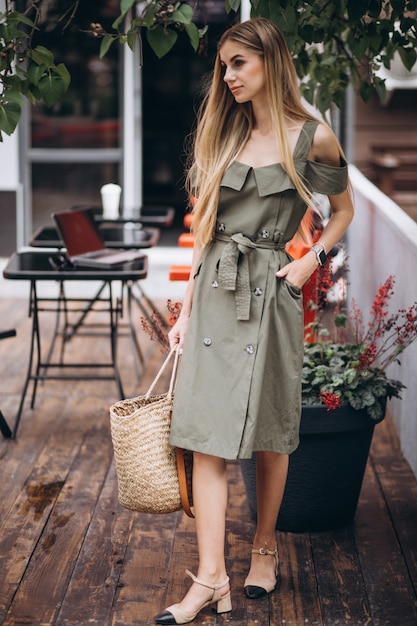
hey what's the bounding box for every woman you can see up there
[154,17,354,625]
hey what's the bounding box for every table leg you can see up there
[63,282,107,341]
[13,282,40,438]
[12,279,129,437]
[0,410,12,438]
[109,282,124,399]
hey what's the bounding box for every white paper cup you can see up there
[123,221,139,244]
[101,183,121,219]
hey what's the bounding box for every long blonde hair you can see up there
[187,18,330,248]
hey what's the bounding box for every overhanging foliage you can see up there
[0,0,416,140]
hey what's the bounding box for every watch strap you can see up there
[311,244,327,266]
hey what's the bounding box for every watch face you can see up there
[318,249,327,264]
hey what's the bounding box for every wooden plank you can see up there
[353,420,417,625]
[227,519,270,626]
[226,460,250,521]
[0,415,85,622]
[3,418,113,625]
[161,512,203,621]
[272,532,323,626]
[225,461,271,625]
[0,303,34,395]
[310,525,372,625]
[110,511,182,626]
[370,416,417,592]
[55,461,135,626]
[0,396,69,519]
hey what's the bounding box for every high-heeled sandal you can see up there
[154,569,232,625]
[244,544,279,599]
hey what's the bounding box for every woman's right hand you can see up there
[168,314,190,351]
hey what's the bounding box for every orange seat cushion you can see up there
[169,265,191,281]
[178,233,195,248]
[183,213,194,229]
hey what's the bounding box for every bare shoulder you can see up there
[309,122,342,167]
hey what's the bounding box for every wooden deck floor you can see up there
[1,297,417,626]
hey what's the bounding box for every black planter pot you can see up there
[240,403,386,533]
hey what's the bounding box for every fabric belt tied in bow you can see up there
[216,232,286,321]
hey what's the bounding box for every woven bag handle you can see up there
[145,344,180,399]
[144,345,194,518]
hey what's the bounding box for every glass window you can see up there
[31,0,120,149]
[32,162,119,232]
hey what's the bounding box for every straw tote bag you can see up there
[109,345,193,517]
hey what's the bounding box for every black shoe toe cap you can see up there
[244,585,268,599]
[153,609,177,625]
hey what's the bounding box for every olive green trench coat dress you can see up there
[170,120,348,460]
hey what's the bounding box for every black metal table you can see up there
[29,224,160,249]
[28,223,169,359]
[2,250,148,438]
[72,204,175,227]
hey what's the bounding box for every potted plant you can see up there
[141,252,417,532]
[240,251,417,532]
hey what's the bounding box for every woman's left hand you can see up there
[275,254,317,289]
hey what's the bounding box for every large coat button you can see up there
[203,337,212,346]
[246,344,255,354]
[212,280,219,288]
[254,287,262,296]
[218,223,226,232]
[261,229,270,239]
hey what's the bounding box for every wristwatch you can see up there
[311,244,327,267]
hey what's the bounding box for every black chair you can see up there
[0,329,16,438]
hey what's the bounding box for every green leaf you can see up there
[300,82,315,105]
[171,4,194,24]
[146,25,177,59]
[1,10,35,28]
[38,73,68,107]
[316,87,333,118]
[348,33,369,61]
[121,0,137,14]
[0,23,12,43]
[100,35,114,58]
[391,0,407,14]
[141,3,159,28]
[225,0,242,12]
[270,5,296,34]
[54,63,71,89]
[127,31,137,52]
[27,61,47,85]
[334,314,348,328]
[399,16,416,32]
[367,401,383,420]
[184,22,200,52]
[359,80,374,102]
[299,24,316,45]
[398,46,417,71]
[112,0,136,29]
[373,75,387,102]
[0,90,22,136]
[31,46,55,68]
[346,0,369,22]
[18,17,36,30]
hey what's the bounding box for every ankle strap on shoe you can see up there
[185,569,229,590]
[251,545,277,557]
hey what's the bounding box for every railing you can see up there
[348,165,417,479]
